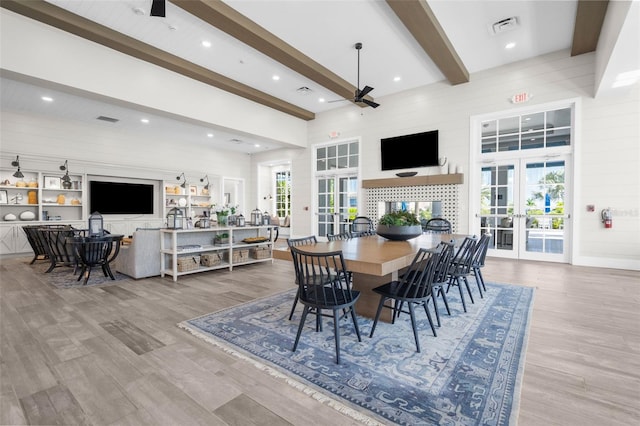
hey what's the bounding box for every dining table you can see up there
[274,233,469,322]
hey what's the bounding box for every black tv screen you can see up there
[89,181,154,215]
[381,130,439,171]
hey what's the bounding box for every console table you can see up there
[160,225,275,282]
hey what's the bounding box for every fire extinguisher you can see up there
[601,208,613,228]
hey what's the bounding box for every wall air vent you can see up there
[490,17,519,35]
[96,116,119,123]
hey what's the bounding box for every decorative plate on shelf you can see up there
[396,171,418,177]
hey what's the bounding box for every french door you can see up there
[479,155,571,262]
[316,175,358,237]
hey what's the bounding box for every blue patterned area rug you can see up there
[179,282,534,425]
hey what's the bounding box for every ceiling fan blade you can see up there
[358,85,374,98]
[362,98,380,109]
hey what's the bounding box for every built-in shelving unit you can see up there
[163,182,213,222]
[160,225,275,282]
[362,173,464,188]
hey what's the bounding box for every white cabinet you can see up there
[0,224,31,255]
[160,225,274,281]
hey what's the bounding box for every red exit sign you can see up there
[511,92,531,103]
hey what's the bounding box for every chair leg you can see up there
[439,287,451,315]
[473,268,484,298]
[455,277,468,312]
[462,276,475,304]
[422,301,437,337]
[369,297,386,338]
[83,266,92,285]
[288,289,300,320]
[408,303,421,353]
[349,307,362,342]
[476,268,487,292]
[292,306,310,352]
[431,296,441,327]
[333,310,341,364]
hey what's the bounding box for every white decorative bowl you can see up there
[19,211,36,221]
[3,213,17,221]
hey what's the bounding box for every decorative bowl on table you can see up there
[376,224,423,241]
[376,210,423,241]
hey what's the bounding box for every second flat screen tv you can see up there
[380,130,439,171]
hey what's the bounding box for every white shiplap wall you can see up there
[280,50,639,270]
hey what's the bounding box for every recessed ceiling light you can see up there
[140,118,149,124]
[393,76,401,82]
[272,75,280,81]
[201,40,211,48]
[612,69,640,88]
[254,144,260,148]
[505,42,516,49]
[207,133,214,138]
[318,98,326,103]
[41,96,53,102]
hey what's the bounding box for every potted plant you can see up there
[376,210,423,241]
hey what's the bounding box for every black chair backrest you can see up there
[289,246,354,306]
[396,248,441,300]
[450,236,478,274]
[472,232,491,268]
[287,235,317,247]
[352,216,374,234]
[327,232,351,241]
[424,218,452,233]
[41,228,77,263]
[432,241,455,284]
[22,226,50,257]
[76,238,113,265]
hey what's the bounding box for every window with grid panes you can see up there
[316,141,359,171]
[481,107,571,154]
[275,171,291,218]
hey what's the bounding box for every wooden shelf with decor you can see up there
[362,173,464,188]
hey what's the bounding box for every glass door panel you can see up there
[316,176,357,238]
[480,164,517,257]
[522,159,567,260]
[479,157,570,262]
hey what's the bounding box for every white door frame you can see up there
[469,98,580,263]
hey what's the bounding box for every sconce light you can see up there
[11,155,24,178]
[200,175,210,190]
[176,172,187,188]
[60,160,72,189]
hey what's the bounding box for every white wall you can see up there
[295,50,639,270]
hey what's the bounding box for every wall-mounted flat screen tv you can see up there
[380,130,439,171]
[89,181,154,215]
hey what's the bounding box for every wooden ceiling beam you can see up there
[0,0,315,121]
[571,0,609,56]
[171,0,371,108]
[385,0,469,85]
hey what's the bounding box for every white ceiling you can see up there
[1,0,637,154]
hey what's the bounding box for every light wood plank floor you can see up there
[1,254,639,425]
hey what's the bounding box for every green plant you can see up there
[378,210,420,226]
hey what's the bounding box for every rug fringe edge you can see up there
[177,321,384,426]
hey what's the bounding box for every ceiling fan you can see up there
[330,42,380,109]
